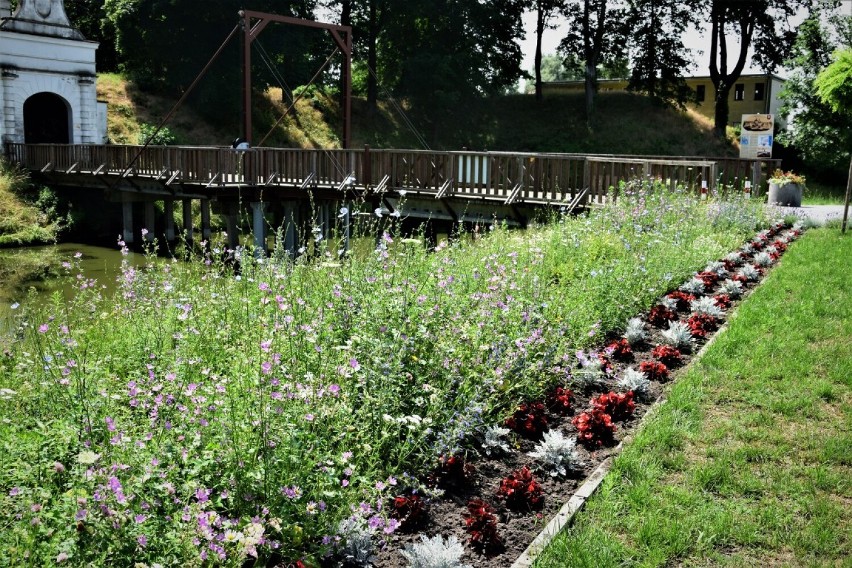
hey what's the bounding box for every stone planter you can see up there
[767,182,803,207]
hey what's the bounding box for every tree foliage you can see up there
[778,2,852,179]
[558,0,628,123]
[705,0,808,136]
[626,0,698,107]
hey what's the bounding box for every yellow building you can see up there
[541,73,787,128]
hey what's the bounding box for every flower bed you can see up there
[0,183,780,566]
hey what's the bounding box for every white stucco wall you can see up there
[0,30,104,143]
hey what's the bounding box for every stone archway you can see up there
[23,92,71,143]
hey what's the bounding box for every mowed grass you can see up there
[534,227,852,567]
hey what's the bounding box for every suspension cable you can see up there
[256,46,341,148]
[364,62,431,151]
[114,23,242,184]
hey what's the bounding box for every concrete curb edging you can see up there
[509,294,748,568]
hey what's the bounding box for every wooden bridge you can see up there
[3,142,780,252]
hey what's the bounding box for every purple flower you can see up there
[349,358,360,371]
[38,324,49,334]
[137,534,147,548]
[195,487,211,503]
[8,487,20,497]
[328,384,341,396]
[304,414,315,422]
[75,509,87,521]
[134,514,146,524]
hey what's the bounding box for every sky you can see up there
[516,3,851,90]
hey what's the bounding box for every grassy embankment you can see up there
[535,227,851,567]
[0,161,57,247]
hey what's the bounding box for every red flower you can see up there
[722,259,737,272]
[546,386,575,415]
[606,338,634,361]
[639,360,669,381]
[696,271,719,287]
[497,466,544,510]
[666,290,696,312]
[573,408,616,447]
[591,391,635,421]
[464,498,502,551]
[714,294,732,309]
[687,313,718,338]
[651,344,683,367]
[390,493,427,530]
[732,273,749,284]
[773,240,788,252]
[506,401,548,439]
[597,351,614,373]
[648,305,677,327]
[430,454,475,488]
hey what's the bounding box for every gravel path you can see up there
[768,204,848,225]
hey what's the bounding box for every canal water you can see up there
[0,243,142,338]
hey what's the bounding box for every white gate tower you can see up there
[0,0,107,144]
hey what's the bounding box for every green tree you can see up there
[64,0,120,72]
[705,0,809,136]
[558,0,628,124]
[626,0,698,107]
[778,2,852,179]
[530,0,567,102]
[104,0,320,131]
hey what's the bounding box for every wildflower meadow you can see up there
[0,181,769,566]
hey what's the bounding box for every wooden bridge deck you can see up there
[4,143,779,207]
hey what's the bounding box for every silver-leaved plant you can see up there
[753,251,773,267]
[617,367,651,401]
[528,429,581,478]
[679,277,706,295]
[690,296,724,318]
[623,317,647,345]
[400,534,472,568]
[719,279,743,298]
[737,264,760,281]
[661,320,694,349]
[481,425,512,457]
[704,261,729,277]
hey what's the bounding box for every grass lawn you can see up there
[534,227,852,567]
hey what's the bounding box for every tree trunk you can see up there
[713,82,731,137]
[585,63,597,122]
[534,1,545,102]
[367,1,378,110]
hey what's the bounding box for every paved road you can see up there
[769,204,848,225]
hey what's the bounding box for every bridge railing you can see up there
[4,143,779,204]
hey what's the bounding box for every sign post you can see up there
[739,114,774,160]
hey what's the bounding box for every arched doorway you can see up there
[24,92,71,143]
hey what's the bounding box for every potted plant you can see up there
[767,169,806,207]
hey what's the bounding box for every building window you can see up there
[696,85,706,102]
[754,82,765,101]
[734,83,745,101]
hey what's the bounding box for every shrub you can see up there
[400,534,471,568]
[546,386,575,415]
[640,360,669,381]
[528,429,581,478]
[505,401,548,439]
[463,499,502,552]
[573,408,616,448]
[497,466,544,509]
[590,391,635,421]
[390,493,428,532]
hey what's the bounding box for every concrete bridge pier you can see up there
[251,201,266,256]
[163,201,175,242]
[144,201,156,242]
[182,199,194,246]
[122,199,134,244]
[283,202,298,257]
[200,199,212,241]
[222,203,239,251]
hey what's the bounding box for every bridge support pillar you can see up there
[200,199,212,241]
[224,204,239,250]
[144,201,156,242]
[122,200,134,245]
[182,199,194,245]
[164,201,175,242]
[284,202,298,257]
[251,202,266,257]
